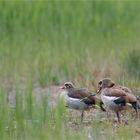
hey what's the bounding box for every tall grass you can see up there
[0,1,140,86]
[1,85,138,140]
[0,1,140,139]
[0,84,96,140]
[125,49,140,80]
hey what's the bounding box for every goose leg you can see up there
[135,102,138,118]
[81,110,84,122]
[134,108,138,119]
[131,102,138,118]
[116,112,121,123]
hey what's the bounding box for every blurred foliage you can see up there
[125,49,140,80]
[0,1,139,85]
[0,1,140,40]
[0,1,139,140]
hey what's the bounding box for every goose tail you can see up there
[131,102,140,110]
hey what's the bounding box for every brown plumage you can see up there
[97,78,140,123]
[116,85,132,94]
[60,82,105,121]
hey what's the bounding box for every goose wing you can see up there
[104,88,137,103]
[104,88,126,97]
[68,88,94,99]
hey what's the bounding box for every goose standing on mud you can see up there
[59,82,105,121]
[97,78,140,123]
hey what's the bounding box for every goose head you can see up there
[60,82,75,90]
[97,78,115,93]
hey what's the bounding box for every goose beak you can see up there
[59,86,65,89]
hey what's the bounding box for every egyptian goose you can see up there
[97,78,140,123]
[59,82,105,121]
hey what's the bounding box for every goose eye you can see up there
[65,84,69,87]
[99,81,102,85]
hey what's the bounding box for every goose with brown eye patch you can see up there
[59,82,105,122]
[98,78,140,123]
[59,82,75,89]
[97,78,115,93]
[65,83,74,89]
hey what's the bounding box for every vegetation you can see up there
[0,1,140,139]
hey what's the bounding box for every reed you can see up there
[0,1,140,139]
